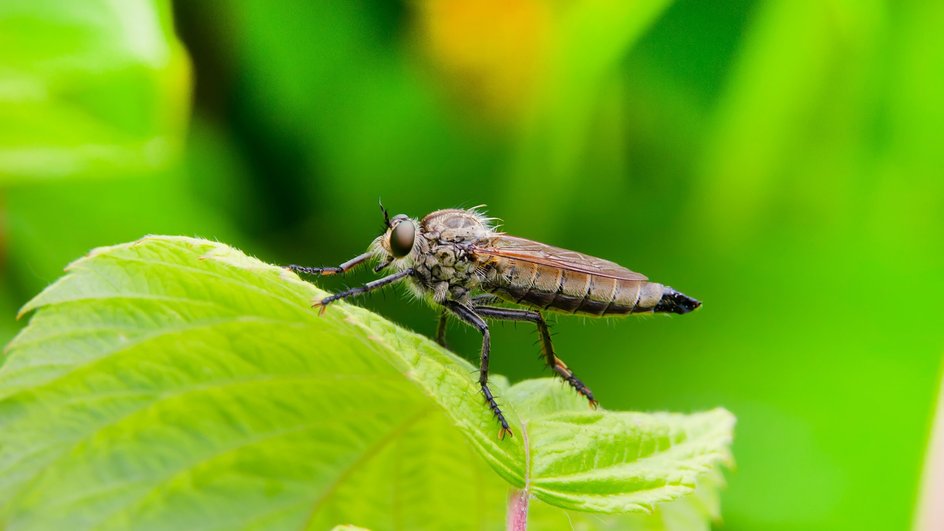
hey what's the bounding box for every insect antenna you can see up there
[378,198,391,229]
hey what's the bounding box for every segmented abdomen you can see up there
[483,260,664,315]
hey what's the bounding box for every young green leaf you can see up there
[1,236,734,529]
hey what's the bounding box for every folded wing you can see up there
[473,235,648,281]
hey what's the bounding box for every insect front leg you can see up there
[443,301,513,439]
[287,251,373,277]
[474,305,598,408]
[313,268,413,314]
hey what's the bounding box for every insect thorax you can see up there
[408,209,492,304]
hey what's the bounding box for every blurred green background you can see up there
[1,0,942,529]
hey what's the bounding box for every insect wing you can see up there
[472,235,648,281]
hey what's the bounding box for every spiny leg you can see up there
[287,251,373,277]
[437,294,499,347]
[436,295,502,349]
[443,301,512,439]
[470,294,502,306]
[435,308,449,349]
[473,305,598,408]
[313,268,413,314]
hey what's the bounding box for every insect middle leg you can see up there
[443,301,513,439]
[435,309,449,349]
[313,268,413,313]
[473,305,598,408]
[435,295,500,349]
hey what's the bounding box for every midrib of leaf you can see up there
[95,405,435,529]
[523,419,533,493]
[517,417,535,526]
[302,406,432,528]
[55,415,331,516]
[534,437,722,484]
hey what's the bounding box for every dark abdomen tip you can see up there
[653,287,701,314]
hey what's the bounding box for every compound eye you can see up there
[390,220,415,258]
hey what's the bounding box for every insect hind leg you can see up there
[473,306,598,408]
[443,301,513,439]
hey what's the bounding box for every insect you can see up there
[288,205,700,439]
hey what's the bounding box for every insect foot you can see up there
[311,297,335,315]
[567,374,598,408]
[481,384,513,439]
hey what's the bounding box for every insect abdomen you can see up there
[485,261,700,316]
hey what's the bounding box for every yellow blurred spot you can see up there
[414,0,551,125]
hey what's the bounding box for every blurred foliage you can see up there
[0,0,189,181]
[1,0,942,529]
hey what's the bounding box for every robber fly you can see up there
[287,205,700,439]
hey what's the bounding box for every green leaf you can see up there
[1,236,733,529]
[529,470,725,531]
[502,380,732,513]
[0,0,190,183]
